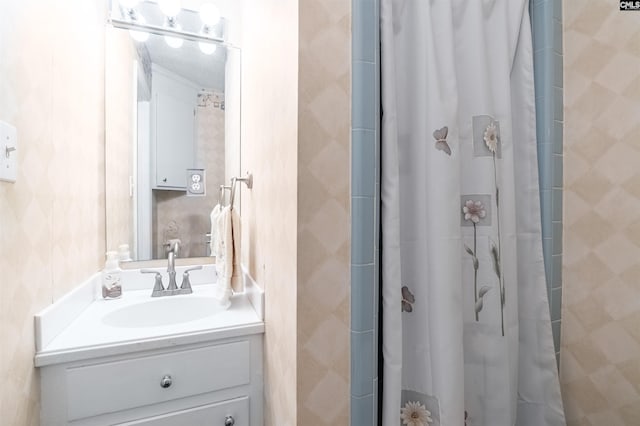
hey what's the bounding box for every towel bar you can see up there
[218,185,232,206]
[229,173,253,209]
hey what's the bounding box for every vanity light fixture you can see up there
[198,3,220,55]
[164,27,184,48]
[158,0,181,18]
[163,14,183,48]
[165,36,184,48]
[129,14,150,42]
[199,3,221,26]
[110,0,226,51]
[198,41,217,55]
[117,0,148,42]
[118,0,140,9]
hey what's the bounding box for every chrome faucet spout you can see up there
[166,251,178,291]
[168,251,175,272]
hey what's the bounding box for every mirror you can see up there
[105,0,241,262]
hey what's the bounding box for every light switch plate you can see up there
[186,169,205,196]
[0,121,17,183]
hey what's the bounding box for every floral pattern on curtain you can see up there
[380,1,566,425]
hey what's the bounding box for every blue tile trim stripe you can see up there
[351,0,380,424]
[531,0,563,356]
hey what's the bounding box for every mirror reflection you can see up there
[105,1,240,262]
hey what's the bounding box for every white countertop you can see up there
[35,268,264,367]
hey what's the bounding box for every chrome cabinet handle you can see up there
[160,375,172,388]
[224,416,235,426]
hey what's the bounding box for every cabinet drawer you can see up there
[66,341,250,421]
[117,396,249,426]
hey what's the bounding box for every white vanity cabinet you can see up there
[116,397,248,425]
[39,334,263,426]
[150,64,198,190]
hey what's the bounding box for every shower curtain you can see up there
[380,1,566,425]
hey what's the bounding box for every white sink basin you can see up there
[102,296,223,328]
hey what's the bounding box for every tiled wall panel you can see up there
[241,1,352,425]
[240,0,299,424]
[562,1,640,424]
[351,0,379,424]
[298,0,352,424]
[0,1,106,424]
[531,0,564,358]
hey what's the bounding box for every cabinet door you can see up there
[154,90,195,189]
[116,396,249,426]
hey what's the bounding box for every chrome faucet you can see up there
[140,240,202,297]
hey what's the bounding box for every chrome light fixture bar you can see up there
[108,0,228,49]
[109,16,225,45]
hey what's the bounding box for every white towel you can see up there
[213,205,242,307]
[209,204,221,256]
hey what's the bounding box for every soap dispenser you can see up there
[118,244,132,262]
[101,251,123,299]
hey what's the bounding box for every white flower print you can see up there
[483,121,499,153]
[401,401,433,426]
[463,200,486,224]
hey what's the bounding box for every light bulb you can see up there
[163,20,182,48]
[199,42,217,55]
[119,0,140,9]
[165,35,183,48]
[129,14,149,42]
[199,3,220,26]
[130,29,150,42]
[158,0,181,17]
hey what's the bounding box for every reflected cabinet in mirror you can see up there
[105,0,241,261]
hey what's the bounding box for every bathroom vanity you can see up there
[34,266,264,426]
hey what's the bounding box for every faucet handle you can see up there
[141,269,165,297]
[179,266,203,294]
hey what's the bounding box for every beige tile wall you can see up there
[240,0,299,424]
[240,0,351,424]
[297,0,351,424]
[0,1,106,424]
[562,1,640,425]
